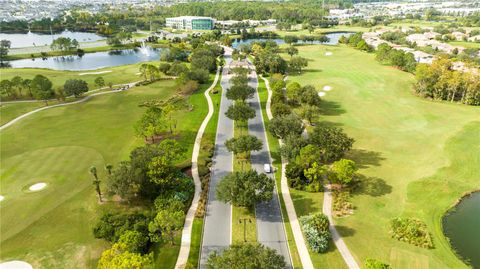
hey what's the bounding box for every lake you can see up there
[232,31,354,48]
[8,47,164,71]
[443,192,480,268]
[0,30,104,48]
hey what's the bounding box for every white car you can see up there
[264,164,271,173]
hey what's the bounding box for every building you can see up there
[166,16,214,30]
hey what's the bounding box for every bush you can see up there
[285,162,308,189]
[390,217,433,248]
[178,80,199,95]
[93,212,152,242]
[364,258,392,269]
[299,213,331,253]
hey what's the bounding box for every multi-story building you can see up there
[165,16,214,30]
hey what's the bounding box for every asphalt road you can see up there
[247,62,293,268]
[199,48,234,268]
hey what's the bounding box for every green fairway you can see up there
[447,40,480,49]
[285,45,480,268]
[0,74,214,268]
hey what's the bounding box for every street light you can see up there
[238,218,252,242]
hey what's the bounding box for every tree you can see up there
[147,139,185,190]
[31,74,54,105]
[10,76,23,97]
[279,134,307,161]
[118,230,149,254]
[107,161,139,201]
[268,114,304,139]
[105,164,113,175]
[64,79,88,97]
[148,208,185,244]
[90,166,102,202]
[50,37,79,52]
[206,243,286,269]
[308,126,354,163]
[364,259,392,269]
[299,85,321,106]
[297,145,322,168]
[97,243,153,269]
[0,79,14,99]
[300,104,320,124]
[271,102,292,117]
[190,47,217,72]
[95,77,105,88]
[225,102,256,122]
[284,35,299,45]
[159,63,171,74]
[289,56,308,74]
[0,39,11,64]
[225,135,263,155]
[286,45,298,58]
[286,82,302,105]
[226,85,255,102]
[216,170,274,208]
[134,107,164,142]
[167,62,189,76]
[329,159,357,186]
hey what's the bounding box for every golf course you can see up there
[284,44,479,268]
[0,67,214,268]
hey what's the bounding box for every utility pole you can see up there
[238,218,252,242]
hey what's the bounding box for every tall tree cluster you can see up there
[415,58,480,105]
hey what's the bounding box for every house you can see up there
[451,31,467,41]
[412,51,434,64]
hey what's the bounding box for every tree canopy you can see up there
[206,243,286,269]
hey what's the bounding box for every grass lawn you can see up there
[0,102,48,126]
[283,44,480,268]
[231,118,257,244]
[447,40,480,49]
[0,72,216,268]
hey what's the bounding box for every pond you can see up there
[8,47,164,71]
[0,30,105,48]
[232,31,354,48]
[443,191,480,268]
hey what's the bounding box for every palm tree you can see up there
[89,166,102,202]
[105,164,113,175]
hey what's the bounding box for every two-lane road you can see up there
[199,48,234,268]
[247,62,293,268]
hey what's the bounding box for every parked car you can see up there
[264,163,271,173]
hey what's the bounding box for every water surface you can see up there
[0,30,104,48]
[232,31,354,48]
[443,192,480,268]
[8,47,164,71]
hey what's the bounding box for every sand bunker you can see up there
[78,70,111,76]
[318,92,326,97]
[29,182,47,192]
[0,195,4,202]
[323,85,332,91]
[0,261,33,269]
[325,52,333,56]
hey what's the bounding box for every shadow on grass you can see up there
[290,191,322,217]
[354,175,392,197]
[319,100,346,116]
[335,225,356,237]
[347,149,385,169]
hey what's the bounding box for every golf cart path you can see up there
[323,184,360,269]
[261,76,315,269]
[174,67,221,269]
[0,82,139,131]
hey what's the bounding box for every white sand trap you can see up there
[79,70,112,76]
[323,85,332,91]
[136,72,142,75]
[0,261,33,269]
[0,195,4,202]
[325,52,333,56]
[318,92,326,97]
[29,182,47,192]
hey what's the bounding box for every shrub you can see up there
[300,213,331,253]
[332,189,353,216]
[364,258,392,269]
[93,212,151,242]
[390,217,433,248]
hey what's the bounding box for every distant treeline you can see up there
[0,0,366,34]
